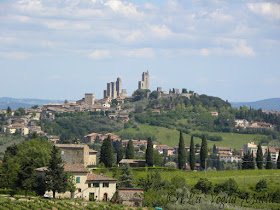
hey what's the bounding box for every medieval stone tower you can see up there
[138,71,150,90]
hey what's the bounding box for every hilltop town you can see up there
[0,71,280,208]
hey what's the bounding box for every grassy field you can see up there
[117,123,266,149]
[130,168,280,192]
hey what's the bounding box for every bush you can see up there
[256,179,268,192]
[214,178,238,195]
[194,178,212,194]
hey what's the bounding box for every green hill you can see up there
[116,123,266,149]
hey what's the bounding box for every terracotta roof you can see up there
[35,164,88,173]
[64,164,88,173]
[87,173,117,181]
[269,148,277,153]
[55,144,87,148]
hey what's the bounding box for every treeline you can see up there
[39,114,123,141]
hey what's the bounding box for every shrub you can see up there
[214,178,238,195]
[194,178,212,194]
[256,179,268,192]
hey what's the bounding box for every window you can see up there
[93,183,99,188]
[103,182,109,188]
[88,183,91,188]
[61,151,64,155]
[77,188,81,193]
[76,177,80,183]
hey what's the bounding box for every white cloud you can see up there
[248,2,280,20]
[104,0,142,18]
[120,48,155,58]
[89,50,111,60]
[200,48,210,56]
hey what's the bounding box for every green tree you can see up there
[200,135,208,170]
[146,137,154,166]
[189,136,195,170]
[100,136,115,167]
[256,143,263,169]
[132,89,150,101]
[213,144,217,154]
[149,91,159,99]
[277,150,280,169]
[153,150,163,166]
[7,106,11,113]
[178,131,186,169]
[242,151,255,170]
[45,145,68,198]
[266,148,273,169]
[194,178,212,194]
[117,147,124,164]
[119,164,134,188]
[125,140,135,159]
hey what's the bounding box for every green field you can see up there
[129,168,280,192]
[117,123,266,149]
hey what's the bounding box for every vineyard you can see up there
[0,197,130,210]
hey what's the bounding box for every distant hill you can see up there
[0,97,64,110]
[231,98,280,111]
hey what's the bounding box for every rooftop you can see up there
[87,173,117,181]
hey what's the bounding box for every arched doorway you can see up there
[103,193,108,201]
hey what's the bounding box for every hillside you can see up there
[231,98,280,111]
[116,123,266,150]
[0,97,64,110]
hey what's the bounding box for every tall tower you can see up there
[116,77,122,97]
[111,82,117,99]
[85,93,95,106]
[138,71,150,90]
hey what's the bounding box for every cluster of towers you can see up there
[138,71,150,90]
[104,78,127,99]
[103,71,150,99]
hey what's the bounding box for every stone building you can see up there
[138,71,149,90]
[118,188,144,207]
[104,77,125,99]
[55,144,97,167]
[85,93,95,106]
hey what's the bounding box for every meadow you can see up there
[117,123,266,149]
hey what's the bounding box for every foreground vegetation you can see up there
[0,197,129,210]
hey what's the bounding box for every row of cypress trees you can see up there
[178,131,207,170]
[100,135,154,167]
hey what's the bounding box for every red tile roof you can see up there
[87,173,117,181]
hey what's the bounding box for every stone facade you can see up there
[138,71,149,90]
[85,93,95,106]
[55,144,97,166]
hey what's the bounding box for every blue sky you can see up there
[0,0,279,102]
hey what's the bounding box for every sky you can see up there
[0,0,279,102]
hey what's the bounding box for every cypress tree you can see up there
[249,151,255,169]
[200,135,208,170]
[256,143,263,169]
[100,135,115,167]
[277,150,280,169]
[189,135,195,170]
[213,144,217,154]
[266,149,273,169]
[125,140,135,159]
[45,146,68,198]
[117,147,124,164]
[146,137,154,166]
[178,131,186,169]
